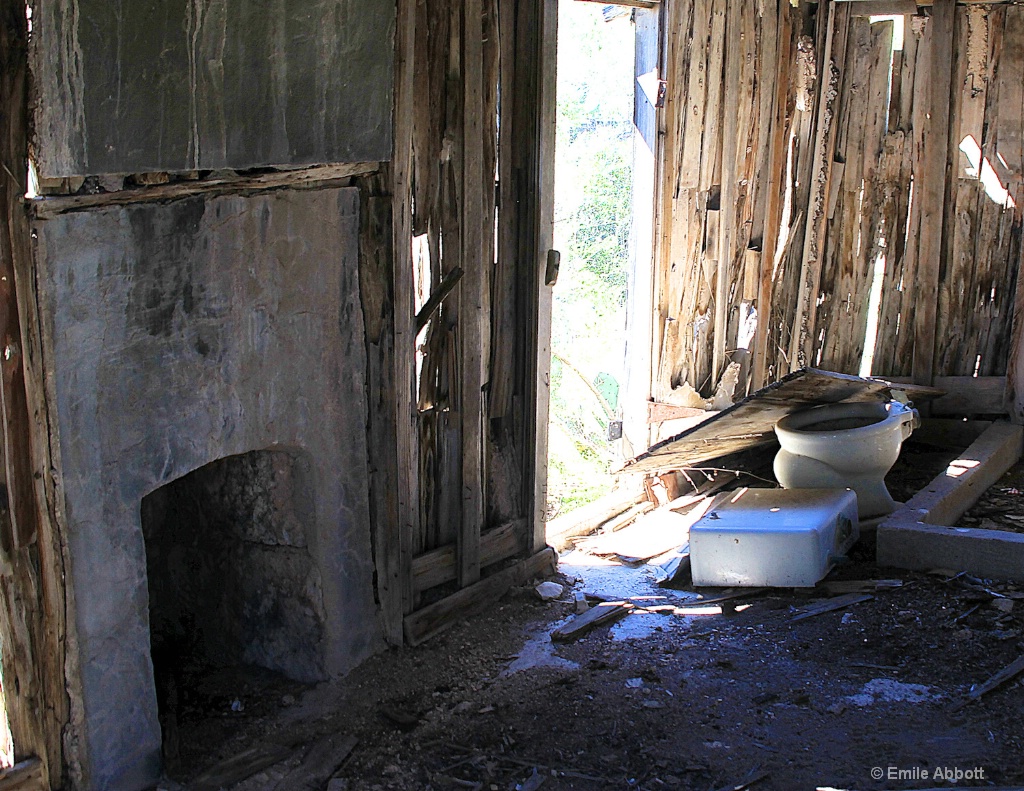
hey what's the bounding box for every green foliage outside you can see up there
[547,1,634,520]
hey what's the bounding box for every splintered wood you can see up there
[656,1,1024,403]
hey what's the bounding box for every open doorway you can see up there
[546,0,655,523]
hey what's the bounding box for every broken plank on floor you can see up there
[790,593,874,622]
[684,588,769,606]
[550,601,634,642]
[950,655,1024,711]
[819,579,902,595]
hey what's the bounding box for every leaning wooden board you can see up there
[622,368,944,474]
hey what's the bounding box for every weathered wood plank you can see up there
[913,0,955,386]
[712,0,743,383]
[550,601,634,642]
[878,522,1024,582]
[192,744,293,791]
[790,2,849,371]
[751,1,794,391]
[818,18,893,375]
[898,421,1023,527]
[357,182,406,645]
[271,734,358,791]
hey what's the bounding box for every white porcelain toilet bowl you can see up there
[773,400,919,519]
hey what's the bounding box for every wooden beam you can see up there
[877,422,1024,579]
[411,519,527,593]
[357,185,407,647]
[404,548,558,646]
[878,523,1024,581]
[391,0,418,625]
[30,162,380,218]
[912,0,954,387]
[1009,200,1024,424]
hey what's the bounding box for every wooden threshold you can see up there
[877,421,1024,580]
[411,519,527,594]
[404,548,557,647]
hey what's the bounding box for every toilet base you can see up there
[773,450,897,519]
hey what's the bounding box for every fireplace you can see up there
[31,187,381,790]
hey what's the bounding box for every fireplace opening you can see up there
[142,449,326,770]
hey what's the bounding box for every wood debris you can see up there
[951,654,1024,711]
[550,601,634,642]
[790,592,874,622]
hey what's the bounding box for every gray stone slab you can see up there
[32,0,394,177]
[33,187,379,790]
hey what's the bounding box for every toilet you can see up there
[773,400,920,519]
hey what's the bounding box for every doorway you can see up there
[547,0,658,523]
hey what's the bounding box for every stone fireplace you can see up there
[31,187,380,790]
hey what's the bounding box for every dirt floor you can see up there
[161,441,1024,791]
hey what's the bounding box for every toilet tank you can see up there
[689,488,859,587]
